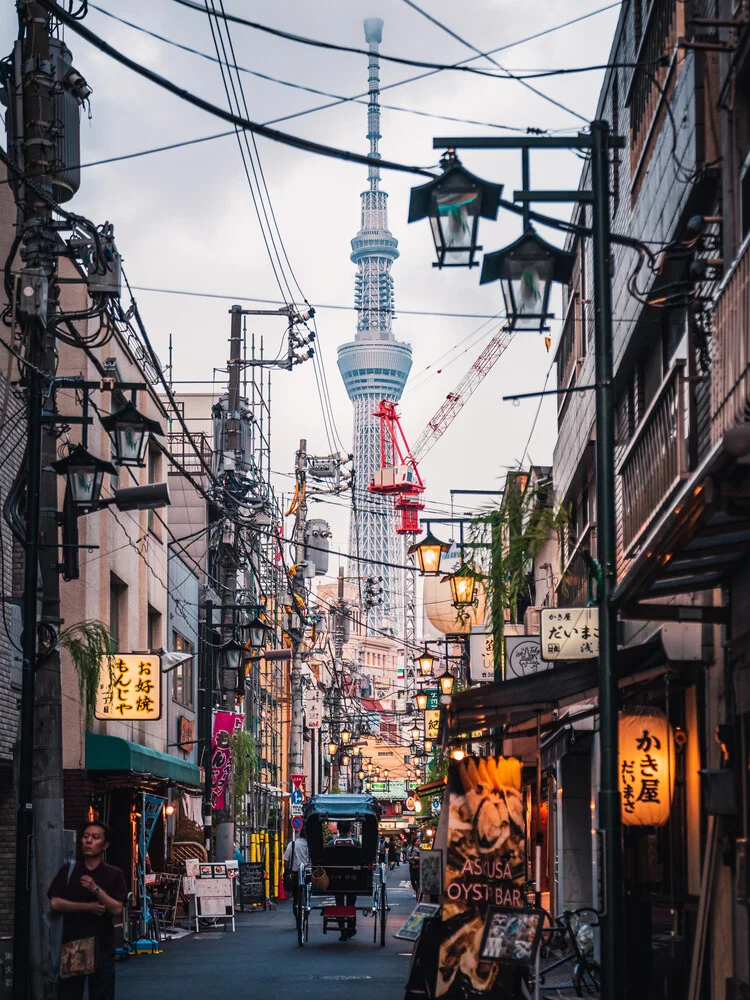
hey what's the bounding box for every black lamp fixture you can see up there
[247,614,272,652]
[217,637,244,693]
[358,769,366,781]
[416,644,439,677]
[408,529,450,577]
[50,444,116,510]
[408,149,503,268]
[341,754,351,768]
[100,399,163,468]
[340,728,352,745]
[410,724,421,742]
[365,780,372,792]
[327,739,339,756]
[423,739,434,754]
[415,689,428,711]
[448,563,478,608]
[480,226,576,334]
[437,667,455,697]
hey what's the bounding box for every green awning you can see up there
[86,732,201,787]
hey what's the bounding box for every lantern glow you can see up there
[619,707,675,827]
[408,530,450,577]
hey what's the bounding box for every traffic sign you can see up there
[292,815,304,831]
[291,773,305,790]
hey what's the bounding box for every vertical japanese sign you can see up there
[469,628,495,683]
[424,709,441,743]
[95,654,162,720]
[436,756,525,997]
[305,690,322,728]
[619,708,674,827]
[539,607,599,660]
[211,711,244,811]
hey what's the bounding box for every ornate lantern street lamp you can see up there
[415,689,428,712]
[100,399,163,468]
[217,637,244,694]
[50,444,116,510]
[480,226,576,334]
[416,645,438,677]
[408,529,450,577]
[327,739,339,757]
[408,150,503,268]
[448,562,478,608]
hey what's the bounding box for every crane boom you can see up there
[411,325,515,463]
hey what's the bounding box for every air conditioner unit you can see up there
[523,606,543,635]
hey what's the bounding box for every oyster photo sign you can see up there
[436,755,526,998]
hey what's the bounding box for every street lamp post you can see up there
[412,121,626,1000]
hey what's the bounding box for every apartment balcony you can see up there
[712,237,750,446]
[556,522,596,608]
[617,360,690,558]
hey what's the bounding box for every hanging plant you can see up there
[227,729,257,821]
[466,474,569,651]
[58,620,115,729]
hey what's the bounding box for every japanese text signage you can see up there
[469,628,495,683]
[305,690,322,728]
[95,654,161,721]
[211,711,243,811]
[619,708,674,827]
[540,607,599,661]
[424,709,441,742]
[505,636,548,678]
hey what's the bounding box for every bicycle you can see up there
[528,907,601,997]
[371,862,388,946]
[295,865,311,948]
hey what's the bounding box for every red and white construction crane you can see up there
[369,322,515,534]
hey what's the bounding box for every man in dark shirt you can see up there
[331,821,362,941]
[48,821,128,1000]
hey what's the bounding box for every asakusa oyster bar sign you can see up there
[437,756,525,998]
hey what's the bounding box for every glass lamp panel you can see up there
[116,423,147,466]
[69,467,99,506]
[417,541,443,576]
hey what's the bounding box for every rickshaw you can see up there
[295,793,389,947]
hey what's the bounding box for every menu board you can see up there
[239,862,265,905]
[436,756,526,998]
[479,907,544,966]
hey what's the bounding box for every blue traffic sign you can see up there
[292,815,304,831]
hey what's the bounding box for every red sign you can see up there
[211,711,243,811]
[291,773,305,790]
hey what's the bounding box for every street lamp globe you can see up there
[341,754,351,768]
[358,769,366,781]
[448,563,478,608]
[480,226,576,334]
[327,740,339,756]
[217,637,244,693]
[408,149,503,268]
[100,399,163,468]
[408,530,450,577]
[423,739,434,754]
[410,724,421,742]
[247,614,271,652]
[416,645,438,677]
[415,689,428,711]
[438,669,455,697]
[340,728,352,745]
[50,443,116,510]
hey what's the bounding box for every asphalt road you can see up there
[117,866,417,1000]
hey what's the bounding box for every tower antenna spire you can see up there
[363,17,383,193]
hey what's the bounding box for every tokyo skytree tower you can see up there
[337,18,412,633]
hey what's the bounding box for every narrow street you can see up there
[118,868,415,1000]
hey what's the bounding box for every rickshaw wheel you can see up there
[379,879,387,947]
[296,885,305,948]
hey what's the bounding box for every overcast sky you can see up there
[2,0,620,578]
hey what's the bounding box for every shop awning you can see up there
[613,430,750,611]
[86,732,201,787]
[446,634,667,739]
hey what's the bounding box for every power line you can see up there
[38,1,437,180]
[127,284,502,319]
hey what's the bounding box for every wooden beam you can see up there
[621,602,728,624]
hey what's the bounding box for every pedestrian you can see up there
[48,820,128,1000]
[407,835,420,896]
[388,838,398,870]
[378,837,387,866]
[330,821,362,941]
[283,824,310,923]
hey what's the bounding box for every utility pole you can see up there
[13,6,65,998]
[331,566,346,791]
[214,305,243,862]
[201,600,215,856]
[288,439,307,781]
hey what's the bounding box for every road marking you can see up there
[311,976,373,981]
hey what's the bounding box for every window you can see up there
[148,605,162,651]
[109,575,127,650]
[172,630,194,709]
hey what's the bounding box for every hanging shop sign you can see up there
[305,690,323,728]
[469,628,495,683]
[211,711,244,811]
[426,688,441,710]
[540,607,599,661]
[436,755,525,997]
[619,707,675,827]
[178,715,195,750]
[504,636,548,678]
[95,654,161,721]
[425,709,441,743]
